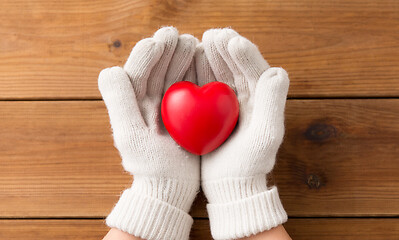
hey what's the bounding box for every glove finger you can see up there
[251,68,289,140]
[146,27,179,98]
[182,56,197,84]
[195,43,216,86]
[98,67,146,133]
[163,34,197,92]
[214,28,251,95]
[228,36,270,95]
[202,29,235,89]
[123,38,165,100]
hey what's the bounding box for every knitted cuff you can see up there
[129,177,199,212]
[203,176,287,240]
[202,175,269,203]
[106,177,199,240]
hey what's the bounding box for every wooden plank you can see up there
[1,0,399,99]
[0,101,130,217]
[276,99,399,216]
[284,218,399,240]
[0,219,109,240]
[0,218,398,240]
[0,219,206,240]
[0,100,398,218]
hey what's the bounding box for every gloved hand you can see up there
[197,28,289,240]
[99,27,200,240]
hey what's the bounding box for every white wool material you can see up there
[198,28,290,240]
[98,27,200,240]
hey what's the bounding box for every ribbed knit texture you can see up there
[130,177,199,212]
[106,177,198,240]
[206,187,287,240]
[203,175,269,203]
[203,176,287,239]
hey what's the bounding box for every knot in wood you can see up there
[304,123,336,142]
[307,174,321,189]
[113,40,121,48]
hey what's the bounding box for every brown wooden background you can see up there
[1,0,399,239]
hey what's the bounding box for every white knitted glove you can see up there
[98,27,200,240]
[197,28,289,240]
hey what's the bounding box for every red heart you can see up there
[161,81,239,155]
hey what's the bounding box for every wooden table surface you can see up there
[1,0,399,239]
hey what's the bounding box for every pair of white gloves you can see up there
[99,27,289,240]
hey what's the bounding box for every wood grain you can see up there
[0,219,109,240]
[283,218,399,240]
[0,99,398,218]
[1,0,399,99]
[0,218,398,240]
[276,99,399,216]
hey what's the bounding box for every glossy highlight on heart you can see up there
[161,81,239,155]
